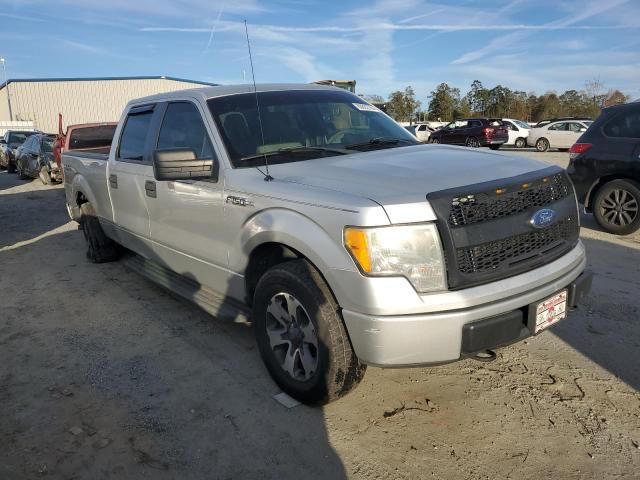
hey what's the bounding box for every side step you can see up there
[123,253,250,324]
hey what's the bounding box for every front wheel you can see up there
[593,179,640,235]
[515,137,526,148]
[536,138,550,152]
[430,138,440,144]
[39,166,52,185]
[16,160,28,179]
[253,259,366,404]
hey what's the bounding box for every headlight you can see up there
[344,223,447,293]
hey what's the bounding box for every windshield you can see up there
[207,90,418,166]
[42,136,55,153]
[8,131,36,145]
[514,120,530,129]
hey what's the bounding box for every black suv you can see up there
[567,102,640,235]
[429,118,508,149]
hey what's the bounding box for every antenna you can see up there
[244,20,273,181]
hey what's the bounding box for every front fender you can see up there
[234,207,359,305]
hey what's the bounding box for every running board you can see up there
[123,253,250,324]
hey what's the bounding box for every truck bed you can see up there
[62,149,112,223]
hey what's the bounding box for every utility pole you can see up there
[0,58,13,121]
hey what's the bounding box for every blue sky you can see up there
[1,0,639,104]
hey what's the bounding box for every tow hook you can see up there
[472,350,497,362]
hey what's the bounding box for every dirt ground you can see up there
[1,149,639,479]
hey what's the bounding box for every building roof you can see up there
[0,75,219,90]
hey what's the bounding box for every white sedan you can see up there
[501,118,530,148]
[528,119,593,152]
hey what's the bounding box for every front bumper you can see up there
[342,247,589,366]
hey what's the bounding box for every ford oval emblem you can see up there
[530,208,557,228]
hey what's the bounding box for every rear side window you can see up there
[69,125,117,150]
[603,110,640,138]
[157,102,214,159]
[548,122,566,131]
[118,110,153,160]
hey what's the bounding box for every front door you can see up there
[143,100,228,293]
[107,105,157,245]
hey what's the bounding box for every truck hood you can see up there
[271,144,552,206]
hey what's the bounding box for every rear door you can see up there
[107,105,157,242]
[601,108,640,179]
[546,122,567,148]
[144,100,228,292]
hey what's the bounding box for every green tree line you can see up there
[371,79,630,123]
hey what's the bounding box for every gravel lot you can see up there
[1,148,639,479]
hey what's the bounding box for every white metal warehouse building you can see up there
[0,76,217,133]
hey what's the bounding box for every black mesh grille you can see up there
[456,219,578,274]
[449,173,571,227]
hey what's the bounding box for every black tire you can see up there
[489,145,501,150]
[430,138,440,144]
[536,138,549,152]
[252,259,366,404]
[16,160,28,179]
[592,179,640,235]
[515,137,526,148]
[465,137,480,148]
[39,166,52,185]
[80,202,119,263]
[7,160,16,173]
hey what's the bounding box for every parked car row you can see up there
[0,120,117,185]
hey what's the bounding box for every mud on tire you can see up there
[252,259,366,405]
[80,202,119,263]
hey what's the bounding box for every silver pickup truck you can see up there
[63,84,592,404]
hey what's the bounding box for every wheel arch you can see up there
[585,174,640,211]
[238,209,356,307]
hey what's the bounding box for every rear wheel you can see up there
[593,179,640,235]
[253,259,366,404]
[465,137,480,148]
[80,202,119,262]
[430,137,440,144]
[515,137,526,148]
[536,138,550,152]
[39,166,52,185]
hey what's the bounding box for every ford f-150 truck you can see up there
[63,84,592,404]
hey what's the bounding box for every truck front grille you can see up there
[449,173,571,227]
[427,167,580,290]
[456,219,577,274]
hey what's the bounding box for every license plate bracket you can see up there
[528,290,568,334]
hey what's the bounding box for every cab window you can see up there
[157,102,214,160]
[118,109,153,161]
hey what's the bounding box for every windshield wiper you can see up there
[344,137,416,150]
[239,145,347,163]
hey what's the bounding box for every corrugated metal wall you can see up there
[0,78,209,133]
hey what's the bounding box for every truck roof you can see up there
[128,83,343,106]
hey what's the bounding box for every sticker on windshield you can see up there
[352,103,381,112]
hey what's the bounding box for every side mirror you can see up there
[153,149,213,181]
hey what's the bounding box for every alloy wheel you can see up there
[599,189,638,227]
[265,292,318,381]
